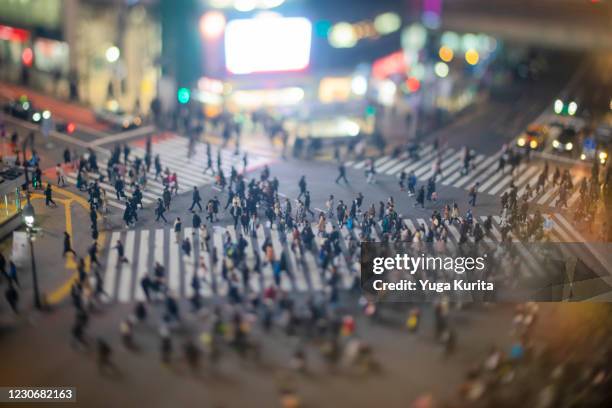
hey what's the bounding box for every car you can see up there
[581,125,611,165]
[516,124,547,150]
[552,126,578,152]
[3,96,38,121]
[553,98,580,117]
[94,106,142,130]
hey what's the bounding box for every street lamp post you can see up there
[22,195,41,310]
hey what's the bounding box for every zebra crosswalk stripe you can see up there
[416,149,457,180]
[536,184,559,205]
[446,223,461,241]
[466,152,504,187]
[168,228,181,295]
[377,156,405,173]
[103,210,587,302]
[476,166,511,193]
[135,230,149,302]
[385,146,436,176]
[451,154,492,188]
[404,219,417,232]
[487,168,521,196]
[118,230,135,302]
[104,231,121,302]
[507,165,539,196]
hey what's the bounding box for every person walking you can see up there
[468,182,479,207]
[206,200,215,223]
[407,171,417,196]
[56,163,66,186]
[155,198,168,223]
[192,212,202,233]
[189,186,202,212]
[132,186,143,209]
[174,217,182,243]
[181,237,192,257]
[63,231,77,257]
[335,164,349,184]
[88,242,100,267]
[298,176,307,200]
[44,183,57,207]
[162,186,172,211]
[304,191,315,218]
[114,239,129,265]
[366,159,376,184]
[414,186,425,208]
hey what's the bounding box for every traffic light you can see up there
[177,87,190,104]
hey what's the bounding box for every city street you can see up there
[1,1,612,407]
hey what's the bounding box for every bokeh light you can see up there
[465,49,480,65]
[434,61,449,78]
[329,22,358,48]
[374,12,401,35]
[439,46,454,62]
[200,11,226,39]
[105,46,120,63]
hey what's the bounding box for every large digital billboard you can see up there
[224,16,312,75]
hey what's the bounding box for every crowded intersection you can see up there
[1,0,612,407]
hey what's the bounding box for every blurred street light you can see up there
[406,77,420,93]
[462,33,478,52]
[374,12,401,35]
[402,23,427,50]
[465,49,479,65]
[441,31,460,51]
[105,46,120,63]
[439,46,453,62]
[329,22,357,48]
[21,47,33,67]
[351,75,368,96]
[234,0,256,12]
[261,0,284,8]
[23,200,35,228]
[177,87,191,104]
[435,62,449,78]
[200,11,226,39]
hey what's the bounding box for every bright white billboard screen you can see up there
[225,17,312,75]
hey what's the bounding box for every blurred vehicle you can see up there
[3,95,39,122]
[552,126,578,152]
[55,121,77,135]
[553,98,580,117]
[580,124,611,165]
[3,96,76,135]
[516,124,548,150]
[95,104,142,130]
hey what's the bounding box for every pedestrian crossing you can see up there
[345,145,589,209]
[64,135,274,211]
[98,212,587,303]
